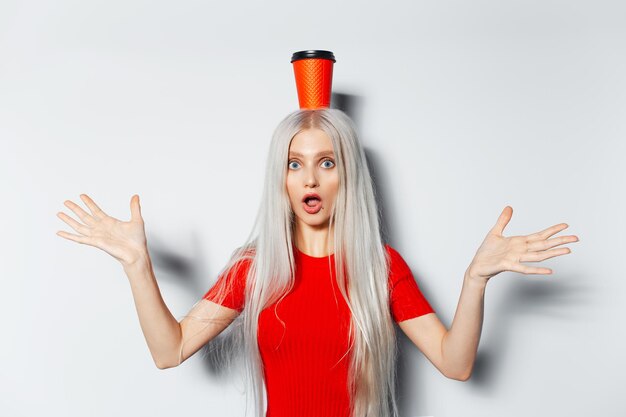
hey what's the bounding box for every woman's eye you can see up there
[288,160,334,169]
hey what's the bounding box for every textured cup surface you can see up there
[292,55,335,109]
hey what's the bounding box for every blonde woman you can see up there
[57,108,579,417]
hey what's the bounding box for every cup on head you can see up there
[291,50,336,109]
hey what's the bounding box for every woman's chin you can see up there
[294,215,331,229]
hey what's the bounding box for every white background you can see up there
[1,1,624,416]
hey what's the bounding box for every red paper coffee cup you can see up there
[291,50,336,109]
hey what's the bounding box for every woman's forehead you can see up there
[289,128,334,156]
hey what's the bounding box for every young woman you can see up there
[56,108,579,417]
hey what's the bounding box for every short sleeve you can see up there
[386,244,435,322]
[202,258,251,313]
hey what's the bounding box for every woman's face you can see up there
[286,128,339,230]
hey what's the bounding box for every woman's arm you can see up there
[440,269,486,380]
[123,254,183,369]
[399,206,578,380]
[398,267,485,381]
[57,194,239,369]
[124,253,240,370]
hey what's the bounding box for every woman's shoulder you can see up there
[383,243,404,261]
[382,243,413,281]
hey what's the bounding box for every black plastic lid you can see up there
[290,50,336,63]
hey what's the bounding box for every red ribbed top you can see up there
[203,244,435,417]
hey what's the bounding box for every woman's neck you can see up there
[294,224,335,257]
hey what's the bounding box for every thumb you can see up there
[490,205,512,236]
[130,194,143,221]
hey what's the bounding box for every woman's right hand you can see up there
[57,194,148,268]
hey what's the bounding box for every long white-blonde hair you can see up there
[198,108,398,417]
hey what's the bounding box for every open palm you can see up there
[468,206,579,284]
[56,194,147,267]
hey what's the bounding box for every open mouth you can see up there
[302,194,322,214]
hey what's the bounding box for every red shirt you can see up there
[203,244,435,417]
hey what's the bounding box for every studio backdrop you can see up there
[1,1,623,416]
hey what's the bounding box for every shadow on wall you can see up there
[331,91,365,129]
[469,275,593,389]
[344,92,435,415]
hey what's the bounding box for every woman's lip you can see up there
[302,193,322,202]
[302,200,322,214]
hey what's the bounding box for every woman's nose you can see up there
[304,166,319,187]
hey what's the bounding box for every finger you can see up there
[528,234,579,252]
[63,199,95,225]
[56,230,93,245]
[521,247,571,262]
[528,223,569,241]
[80,194,107,218]
[490,205,513,236]
[130,194,143,222]
[56,212,91,235]
[510,263,553,275]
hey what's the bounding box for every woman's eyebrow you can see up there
[288,150,335,158]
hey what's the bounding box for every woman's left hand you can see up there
[467,206,579,285]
